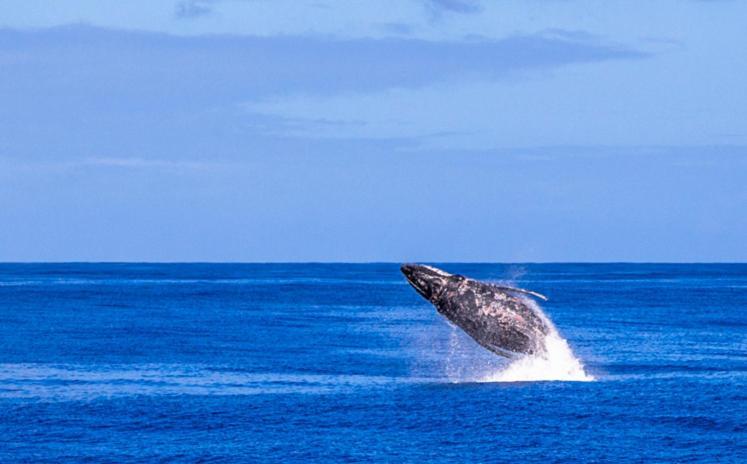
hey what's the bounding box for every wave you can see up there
[0,278,401,287]
[0,364,434,400]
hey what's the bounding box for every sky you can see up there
[0,0,745,262]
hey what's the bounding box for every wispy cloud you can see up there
[83,157,219,170]
[379,22,414,36]
[173,0,483,23]
[1,25,647,99]
[0,25,650,158]
[425,0,482,15]
[0,157,225,172]
[174,0,217,19]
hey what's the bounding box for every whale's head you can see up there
[400,264,460,303]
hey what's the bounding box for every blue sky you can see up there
[1,0,745,261]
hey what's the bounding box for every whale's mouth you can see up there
[400,264,449,301]
[401,268,430,300]
[405,278,431,300]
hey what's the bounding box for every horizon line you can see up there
[0,261,745,265]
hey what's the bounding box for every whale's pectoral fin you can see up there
[492,285,549,301]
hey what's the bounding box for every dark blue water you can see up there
[0,264,745,462]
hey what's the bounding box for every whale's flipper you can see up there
[492,285,548,301]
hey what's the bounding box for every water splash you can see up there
[480,331,595,382]
[436,292,595,383]
[480,296,595,382]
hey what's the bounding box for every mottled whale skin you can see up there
[401,264,550,358]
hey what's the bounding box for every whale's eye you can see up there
[453,274,465,281]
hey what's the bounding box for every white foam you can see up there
[480,331,595,383]
[0,364,436,400]
[431,295,595,383]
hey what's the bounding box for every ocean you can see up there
[0,263,745,462]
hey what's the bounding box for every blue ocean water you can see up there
[0,263,745,462]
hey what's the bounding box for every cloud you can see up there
[174,0,216,19]
[0,25,649,160]
[379,22,414,36]
[425,0,482,15]
[0,25,646,100]
[0,156,225,172]
[174,0,482,23]
[83,157,218,170]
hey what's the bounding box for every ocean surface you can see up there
[0,263,745,462]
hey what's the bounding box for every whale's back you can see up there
[434,278,550,357]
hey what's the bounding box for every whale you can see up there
[401,264,550,358]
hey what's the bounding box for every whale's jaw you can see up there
[400,264,454,303]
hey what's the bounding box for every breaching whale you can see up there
[401,264,550,358]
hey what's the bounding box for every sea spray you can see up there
[439,296,595,383]
[480,297,595,382]
[480,331,594,382]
